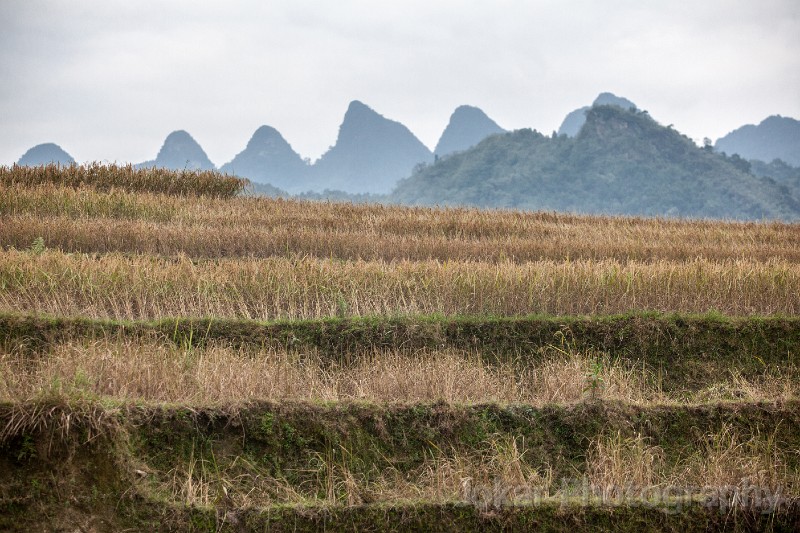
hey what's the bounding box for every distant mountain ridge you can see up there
[13,97,800,221]
[715,115,800,167]
[434,105,505,158]
[18,143,75,166]
[226,102,505,194]
[112,101,439,194]
[391,105,800,221]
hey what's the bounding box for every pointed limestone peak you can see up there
[434,105,505,157]
[331,100,428,151]
[243,125,299,154]
[219,125,307,192]
[18,143,76,166]
[344,99,376,117]
[337,100,393,140]
[144,130,215,171]
[310,100,433,194]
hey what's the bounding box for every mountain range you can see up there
[391,105,800,221]
[14,100,507,195]
[13,94,800,220]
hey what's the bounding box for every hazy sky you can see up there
[1,0,798,166]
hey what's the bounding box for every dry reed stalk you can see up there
[586,431,666,495]
[1,249,798,320]
[6,214,800,263]
[155,433,555,508]
[0,184,177,221]
[679,423,796,491]
[587,426,800,501]
[694,369,800,403]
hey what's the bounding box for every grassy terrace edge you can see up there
[39,500,800,532]
[2,400,799,531]
[3,311,798,392]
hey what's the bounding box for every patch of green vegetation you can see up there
[116,401,800,484]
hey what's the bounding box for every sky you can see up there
[1,0,798,166]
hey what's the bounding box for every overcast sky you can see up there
[1,0,798,166]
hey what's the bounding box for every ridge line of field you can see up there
[6,311,798,395]
[5,248,799,318]
[137,500,800,532]
[6,213,800,263]
[3,397,799,454]
[4,309,797,357]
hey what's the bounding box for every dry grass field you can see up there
[1,164,798,531]
[2,251,799,319]
[3,336,797,406]
[3,179,800,262]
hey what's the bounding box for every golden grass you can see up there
[3,395,794,511]
[587,425,799,500]
[2,337,796,405]
[1,249,798,320]
[156,434,557,508]
[3,182,800,262]
[0,163,246,198]
[0,185,177,222]
[0,339,641,405]
[587,431,666,493]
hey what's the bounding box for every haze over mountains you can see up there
[137,130,215,171]
[13,93,800,220]
[219,126,308,193]
[434,105,505,158]
[306,100,434,194]
[715,115,800,167]
[17,143,74,167]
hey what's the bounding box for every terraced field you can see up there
[1,164,799,531]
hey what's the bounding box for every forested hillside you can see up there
[392,106,800,220]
